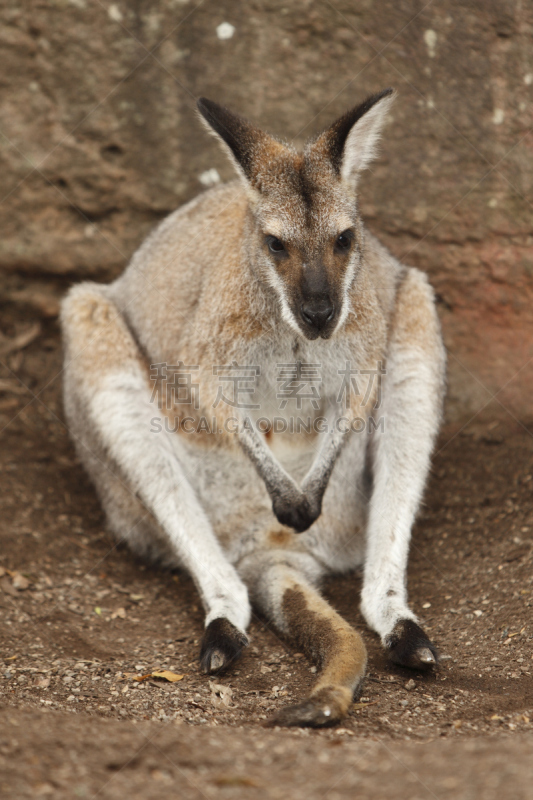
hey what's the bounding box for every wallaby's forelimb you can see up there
[360,269,445,667]
[238,408,353,533]
[301,407,354,499]
[61,286,252,653]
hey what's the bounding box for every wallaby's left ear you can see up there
[197,97,285,189]
[312,88,395,185]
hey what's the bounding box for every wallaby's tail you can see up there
[239,551,367,727]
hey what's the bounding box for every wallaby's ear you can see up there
[312,89,395,185]
[197,98,283,187]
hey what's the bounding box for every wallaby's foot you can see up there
[385,619,439,669]
[200,618,249,674]
[272,494,321,534]
[267,686,352,728]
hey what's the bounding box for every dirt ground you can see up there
[0,306,532,799]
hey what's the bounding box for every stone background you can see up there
[1,0,533,421]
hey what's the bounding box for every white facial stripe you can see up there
[265,264,303,336]
[333,258,357,334]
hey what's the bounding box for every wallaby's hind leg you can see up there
[360,268,445,669]
[61,283,251,671]
[239,552,366,727]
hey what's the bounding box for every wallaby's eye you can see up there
[335,230,353,252]
[266,236,286,255]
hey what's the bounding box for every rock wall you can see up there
[1,0,533,421]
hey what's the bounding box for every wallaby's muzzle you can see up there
[300,299,336,338]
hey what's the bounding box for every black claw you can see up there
[386,619,439,670]
[199,618,248,674]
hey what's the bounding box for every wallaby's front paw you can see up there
[385,619,439,670]
[272,494,321,533]
[200,618,249,674]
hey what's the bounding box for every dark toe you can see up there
[386,619,439,670]
[200,618,248,674]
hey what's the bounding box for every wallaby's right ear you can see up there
[311,88,395,187]
[197,98,283,188]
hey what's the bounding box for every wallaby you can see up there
[61,89,446,727]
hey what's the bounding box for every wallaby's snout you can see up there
[263,231,350,340]
[299,269,336,338]
[297,244,360,337]
[300,297,335,337]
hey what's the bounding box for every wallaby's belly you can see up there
[173,428,368,573]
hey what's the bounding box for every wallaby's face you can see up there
[246,153,362,340]
[198,91,395,340]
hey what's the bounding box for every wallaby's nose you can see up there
[300,301,335,333]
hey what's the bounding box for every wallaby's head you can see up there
[197,90,395,341]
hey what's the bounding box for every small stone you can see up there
[0,577,17,596]
[216,22,235,40]
[423,29,437,58]
[108,4,123,22]
[198,169,221,188]
[405,679,416,691]
[33,782,54,796]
